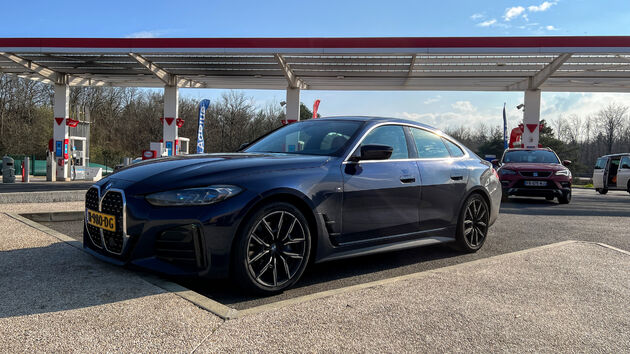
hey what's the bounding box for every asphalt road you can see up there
[42,188,630,310]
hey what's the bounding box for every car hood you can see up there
[500,162,565,171]
[99,153,331,187]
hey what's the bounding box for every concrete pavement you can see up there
[1,201,628,352]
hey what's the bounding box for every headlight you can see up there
[145,185,242,206]
[499,169,517,175]
[555,169,571,176]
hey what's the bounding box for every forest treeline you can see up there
[1,73,629,176]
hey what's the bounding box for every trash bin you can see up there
[2,156,16,183]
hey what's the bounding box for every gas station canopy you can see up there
[1,36,630,92]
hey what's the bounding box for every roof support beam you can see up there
[0,52,107,86]
[274,54,307,89]
[128,53,205,88]
[507,53,572,91]
[404,54,417,86]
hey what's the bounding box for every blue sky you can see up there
[2,0,630,131]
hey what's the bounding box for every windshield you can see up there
[503,150,560,164]
[245,120,363,156]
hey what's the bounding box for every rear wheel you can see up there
[232,202,311,294]
[454,194,489,253]
[598,188,608,195]
[558,189,572,204]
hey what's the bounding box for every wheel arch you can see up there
[229,189,319,274]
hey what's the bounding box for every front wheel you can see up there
[558,189,572,204]
[232,202,311,294]
[454,194,489,253]
[598,188,608,195]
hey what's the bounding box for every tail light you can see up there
[492,168,499,180]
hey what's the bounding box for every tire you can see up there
[558,189,572,204]
[454,194,489,253]
[232,202,311,294]
[598,188,608,195]
[627,182,630,195]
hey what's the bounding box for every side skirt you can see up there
[315,236,455,264]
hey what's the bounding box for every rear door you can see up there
[592,157,607,189]
[410,127,469,231]
[617,156,630,191]
[340,124,421,244]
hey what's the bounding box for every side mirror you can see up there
[351,144,393,161]
[237,142,249,151]
[491,159,499,166]
[562,160,572,166]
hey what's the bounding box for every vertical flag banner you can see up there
[197,99,210,154]
[503,103,508,150]
[312,99,321,119]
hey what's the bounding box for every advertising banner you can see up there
[197,99,210,154]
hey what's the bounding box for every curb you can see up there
[0,190,85,204]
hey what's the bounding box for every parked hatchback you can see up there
[592,153,630,195]
[495,148,572,204]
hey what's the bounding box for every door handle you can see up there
[400,176,416,183]
[450,175,464,181]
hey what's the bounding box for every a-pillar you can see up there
[53,84,70,181]
[286,87,300,122]
[163,85,179,156]
[522,89,541,148]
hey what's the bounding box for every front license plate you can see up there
[524,180,547,187]
[86,209,116,232]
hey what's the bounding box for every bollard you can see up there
[22,156,31,183]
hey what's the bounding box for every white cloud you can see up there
[478,19,497,27]
[452,101,477,113]
[529,1,556,12]
[424,96,442,104]
[125,30,166,38]
[545,25,558,31]
[503,6,525,21]
[470,13,484,20]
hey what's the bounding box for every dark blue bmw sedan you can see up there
[84,117,501,293]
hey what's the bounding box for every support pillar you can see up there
[522,89,541,148]
[163,85,179,156]
[286,87,300,122]
[53,84,70,181]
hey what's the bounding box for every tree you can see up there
[596,103,628,154]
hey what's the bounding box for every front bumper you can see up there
[83,186,260,279]
[500,176,571,198]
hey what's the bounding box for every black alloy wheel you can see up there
[233,202,311,293]
[454,194,489,252]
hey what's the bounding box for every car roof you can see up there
[599,153,630,158]
[505,148,554,152]
[318,116,437,130]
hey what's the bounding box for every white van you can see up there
[592,153,630,194]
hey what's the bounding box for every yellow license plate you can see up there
[86,209,116,232]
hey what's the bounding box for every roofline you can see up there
[1,36,629,49]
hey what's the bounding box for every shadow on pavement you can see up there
[0,243,163,319]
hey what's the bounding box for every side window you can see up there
[594,158,607,169]
[620,157,630,169]
[442,138,465,158]
[359,125,409,159]
[411,128,451,159]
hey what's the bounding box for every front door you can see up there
[340,125,420,245]
[593,157,607,189]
